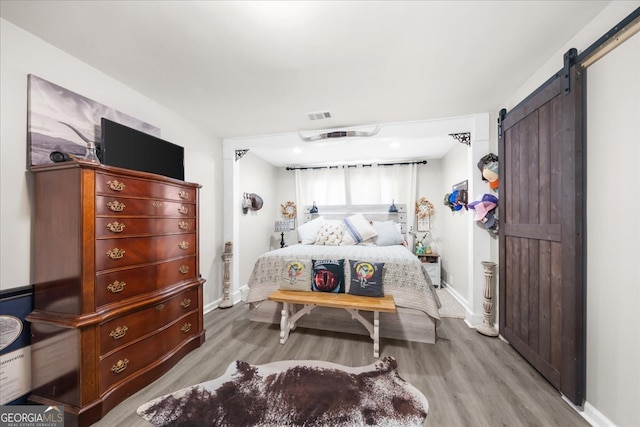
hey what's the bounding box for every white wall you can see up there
[438,143,469,295]
[499,3,640,426]
[415,160,443,256]
[237,152,279,287]
[0,19,223,308]
[585,31,639,427]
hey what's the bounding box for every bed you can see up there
[245,204,442,344]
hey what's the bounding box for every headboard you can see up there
[302,204,408,233]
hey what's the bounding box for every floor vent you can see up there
[306,111,332,121]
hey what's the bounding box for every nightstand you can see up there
[416,253,441,288]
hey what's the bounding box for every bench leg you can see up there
[279,303,316,345]
[345,309,380,358]
[373,311,380,358]
[279,303,291,344]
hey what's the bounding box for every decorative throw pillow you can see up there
[297,216,324,244]
[312,259,345,293]
[340,229,356,246]
[372,221,405,246]
[348,260,385,297]
[279,259,312,292]
[315,220,344,246]
[342,214,377,244]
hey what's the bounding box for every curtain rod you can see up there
[285,160,427,171]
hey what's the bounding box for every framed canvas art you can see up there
[27,75,160,166]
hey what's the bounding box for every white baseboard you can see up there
[203,286,247,314]
[440,281,492,330]
[580,401,616,427]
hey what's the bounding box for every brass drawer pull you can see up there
[106,248,125,260]
[111,359,129,374]
[106,180,126,192]
[155,303,165,311]
[181,298,191,308]
[106,221,125,233]
[178,191,190,200]
[109,326,128,340]
[181,323,191,333]
[178,265,189,274]
[179,241,189,250]
[107,280,126,293]
[178,221,189,230]
[178,205,189,214]
[152,201,163,208]
[107,200,126,212]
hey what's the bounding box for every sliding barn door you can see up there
[498,50,585,405]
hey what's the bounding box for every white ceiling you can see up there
[1,1,611,165]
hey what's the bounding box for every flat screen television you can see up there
[99,118,184,181]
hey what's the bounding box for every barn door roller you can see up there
[563,48,578,95]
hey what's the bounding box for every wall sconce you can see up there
[275,220,295,248]
[242,192,263,214]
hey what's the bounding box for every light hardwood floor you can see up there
[93,304,589,427]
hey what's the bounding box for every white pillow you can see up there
[372,221,405,246]
[342,214,377,244]
[297,216,324,244]
[315,220,344,246]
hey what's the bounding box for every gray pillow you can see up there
[372,221,404,246]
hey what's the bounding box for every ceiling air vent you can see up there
[306,111,332,121]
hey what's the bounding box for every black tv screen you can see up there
[100,118,184,181]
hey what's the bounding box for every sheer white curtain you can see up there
[295,163,417,219]
[295,167,346,207]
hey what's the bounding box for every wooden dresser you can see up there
[27,161,205,426]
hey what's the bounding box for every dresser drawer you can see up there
[96,173,196,202]
[96,234,196,271]
[100,288,198,355]
[96,195,195,217]
[96,217,197,237]
[99,311,199,394]
[95,257,196,307]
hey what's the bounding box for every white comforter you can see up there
[246,244,441,322]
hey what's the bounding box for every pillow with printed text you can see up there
[311,259,345,293]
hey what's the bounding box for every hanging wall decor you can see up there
[415,197,434,231]
[469,194,499,236]
[242,193,264,214]
[477,153,499,191]
[280,201,297,219]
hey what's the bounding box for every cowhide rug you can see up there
[137,356,428,426]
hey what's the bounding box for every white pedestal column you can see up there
[477,261,498,336]
[219,241,233,308]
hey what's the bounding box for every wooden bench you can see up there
[268,290,396,358]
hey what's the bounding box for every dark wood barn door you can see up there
[498,50,585,405]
